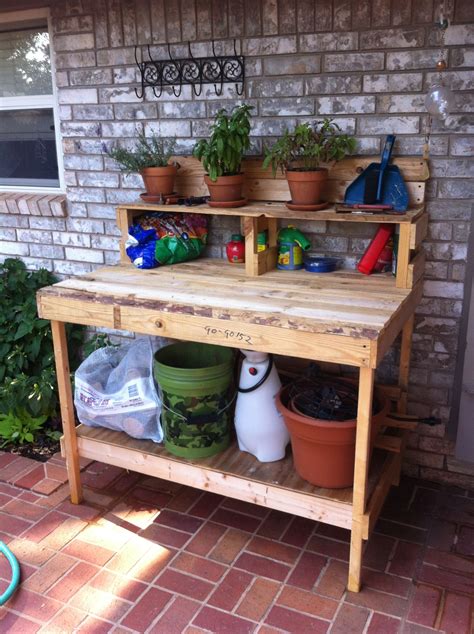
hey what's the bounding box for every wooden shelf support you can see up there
[51,320,82,504]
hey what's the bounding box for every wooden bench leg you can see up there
[348,366,375,592]
[51,320,83,504]
[398,314,415,415]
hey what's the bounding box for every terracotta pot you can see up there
[276,381,388,489]
[204,173,245,207]
[286,168,328,207]
[140,165,178,196]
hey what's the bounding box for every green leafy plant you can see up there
[193,104,253,181]
[263,118,357,176]
[0,258,84,422]
[107,131,177,174]
[0,409,48,448]
[83,332,118,358]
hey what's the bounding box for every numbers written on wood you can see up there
[204,325,253,345]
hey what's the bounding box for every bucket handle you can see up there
[159,390,237,426]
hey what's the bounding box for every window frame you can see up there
[0,8,65,194]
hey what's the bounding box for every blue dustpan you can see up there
[344,135,409,212]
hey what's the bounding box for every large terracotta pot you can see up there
[140,165,177,196]
[276,381,388,489]
[204,173,245,207]
[286,168,328,206]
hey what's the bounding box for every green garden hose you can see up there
[0,541,20,606]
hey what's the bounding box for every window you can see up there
[0,10,63,192]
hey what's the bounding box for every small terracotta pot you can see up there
[140,165,178,196]
[286,168,328,207]
[204,173,245,206]
[276,381,388,489]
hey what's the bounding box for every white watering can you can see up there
[234,350,290,462]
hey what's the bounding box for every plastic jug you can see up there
[277,225,311,270]
[234,350,290,462]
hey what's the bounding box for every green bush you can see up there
[0,259,84,429]
[107,131,177,173]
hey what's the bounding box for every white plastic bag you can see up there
[74,337,163,443]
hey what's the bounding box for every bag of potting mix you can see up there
[125,212,208,269]
[74,337,163,443]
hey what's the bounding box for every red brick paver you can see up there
[0,456,473,634]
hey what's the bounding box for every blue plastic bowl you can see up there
[303,255,339,273]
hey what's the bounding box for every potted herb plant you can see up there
[193,104,253,207]
[107,131,177,201]
[263,119,356,211]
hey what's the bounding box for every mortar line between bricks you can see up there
[143,595,206,634]
[327,596,347,632]
[384,537,400,574]
[361,608,375,634]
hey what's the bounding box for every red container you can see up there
[226,234,245,263]
[357,224,395,275]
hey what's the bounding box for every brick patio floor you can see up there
[0,452,473,633]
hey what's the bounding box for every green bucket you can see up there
[154,342,234,459]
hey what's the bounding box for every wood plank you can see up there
[373,434,402,453]
[409,212,429,250]
[38,294,374,366]
[116,201,425,223]
[375,279,423,365]
[72,426,354,526]
[396,223,412,289]
[407,249,425,289]
[172,156,429,183]
[51,321,82,504]
[361,452,399,537]
[348,367,375,592]
[398,314,415,414]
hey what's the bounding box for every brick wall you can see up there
[1,0,473,487]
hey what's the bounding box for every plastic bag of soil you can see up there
[125,212,208,269]
[74,337,163,442]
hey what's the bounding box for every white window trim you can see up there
[0,7,65,194]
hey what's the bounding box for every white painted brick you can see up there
[65,247,104,263]
[66,219,105,233]
[324,53,384,72]
[106,189,141,204]
[67,187,106,203]
[144,121,191,137]
[54,261,93,275]
[358,116,419,134]
[0,215,28,228]
[29,217,66,230]
[63,155,104,171]
[242,36,297,55]
[91,235,120,250]
[317,96,375,115]
[0,242,29,255]
[53,231,91,247]
[104,251,122,265]
[21,257,54,271]
[0,228,16,241]
[77,172,120,188]
[424,281,464,299]
[102,122,143,137]
[86,204,118,219]
[54,33,94,52]
[99,87,142,103]
[16,229,52,244]
[29,244,65,259]
[299,32,357,52]
[58,88,98,104]
[113,67,140,84]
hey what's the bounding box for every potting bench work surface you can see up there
[36,250,424,595]
[0,452,473,633]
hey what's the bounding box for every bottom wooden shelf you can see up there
[65,425,398,533]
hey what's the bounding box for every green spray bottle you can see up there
[277,226,311,270]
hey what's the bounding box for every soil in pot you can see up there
[286,168,328,208]
[276,381,388,489]
[141,165,178,196]
[204,174,246,207]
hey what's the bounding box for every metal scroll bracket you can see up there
[134,39,245,100]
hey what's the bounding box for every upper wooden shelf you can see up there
[119,201,425,224]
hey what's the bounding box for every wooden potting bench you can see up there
[37,155,429,592]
